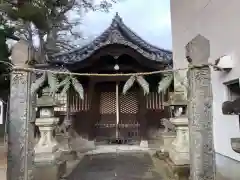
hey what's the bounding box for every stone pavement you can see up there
[0,143,7,180]
[66,152,164,180]
[0,143,235,180]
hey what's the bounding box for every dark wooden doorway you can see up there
[95,82,140,144]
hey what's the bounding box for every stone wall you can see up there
[170,0,240,161]
[216,153,240,180]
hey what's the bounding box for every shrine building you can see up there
[43,13,173,146]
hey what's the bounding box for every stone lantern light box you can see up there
[168,91,188,117]
[34,91,63,163]
[37,94,59,118]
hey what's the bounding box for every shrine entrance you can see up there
[95,82,140,144]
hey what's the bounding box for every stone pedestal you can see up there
[34,117,67,179]
[164,157,190,180]
[162,132,176,152]
[34,117,59,162]
[34,161,66,180]
[34,116,67,180]
[168,116,189,165]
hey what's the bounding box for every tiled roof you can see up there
[50,13,172,65]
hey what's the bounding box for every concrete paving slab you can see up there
[66,152,163,180]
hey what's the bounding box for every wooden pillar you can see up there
[8,40,35,180]
[88,81,99,140]
[66,90,71,125]
[186,35,216,180]
[138,90,147,140]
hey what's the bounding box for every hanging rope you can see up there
[0,61,222,97]
[9,63,219,77]
[0,60,223,98]
[0,60,221,77]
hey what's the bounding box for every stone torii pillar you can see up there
[186,35,216,180]
[7,40,36,180]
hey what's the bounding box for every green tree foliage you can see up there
[0,0,117,54]
[1,0,54,32]
[0,0,117,92]
[0,27,11,85]
[0,18,19,88]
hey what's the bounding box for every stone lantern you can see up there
[164,91,190,179]
[33,90,66,180]
[168,92,189,166]
[34,93,60,161]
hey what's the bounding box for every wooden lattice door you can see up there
[119,92,140,143]
[95,90,117,142]
[95,82,140,144]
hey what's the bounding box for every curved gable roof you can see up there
[51,13,172,65]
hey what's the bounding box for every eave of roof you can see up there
[50,13,172,65]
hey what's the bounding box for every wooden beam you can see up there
[89,64,146,73]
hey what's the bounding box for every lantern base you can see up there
[34,158,66,180]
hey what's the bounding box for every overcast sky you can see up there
[79,0,172,50]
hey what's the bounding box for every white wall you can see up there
[170,0,240,161]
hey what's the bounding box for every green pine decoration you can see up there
[31,72,59,96]
[136,76,149,95]
[47,72,59,96]
[60,77,71,96]
[31,72,47,95]
[71,76,84,100]
[58,75,84,99]
[158,73,173,94]
[123,75,136,94]
[123,75,149,95]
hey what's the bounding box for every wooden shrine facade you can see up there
[48,13,173,144]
